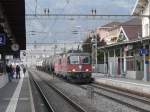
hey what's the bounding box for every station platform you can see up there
[0,74,8,88]
[0,71,34,112]
[92,73,150,97]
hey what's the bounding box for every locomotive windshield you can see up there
[80,56,90,64]
[69,56,80,64]
[69,55,90,64]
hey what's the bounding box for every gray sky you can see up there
[25,0,137,43]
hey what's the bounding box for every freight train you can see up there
[36,51,92,83]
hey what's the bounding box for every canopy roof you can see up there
[0,0,26,50]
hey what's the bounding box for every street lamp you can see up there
[91,31,97,73]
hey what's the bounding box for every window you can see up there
[80,56,90,64]
[144,24,149,36]
[69,55,90,64]
[59,59,61,64]
[69,56,79,64]
[67,57,70,64]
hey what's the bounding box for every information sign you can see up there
[139,48,149,56]
[0,34,6,46]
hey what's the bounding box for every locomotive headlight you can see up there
[85,69,89,72]
[72,69,76,72]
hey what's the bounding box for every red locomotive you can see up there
[54,51,92,83]
[36,50,92,83]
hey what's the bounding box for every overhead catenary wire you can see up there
[35,0,72,47]
[25,13,149,18]
[25,0,149,46]
[26,0,54,42]
[26,40,91,45]
[47,0,71,39]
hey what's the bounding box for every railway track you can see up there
[31,70,150,112]
[91,83,150,104]
[29,73,55,112]
[29,71,88,112]
[79,83,150,112]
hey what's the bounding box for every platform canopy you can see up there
[0,0,26,51]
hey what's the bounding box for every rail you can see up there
[29,73,55,112]
[79,84,150,112]
[41,77,88,112]
[31,71,88,112]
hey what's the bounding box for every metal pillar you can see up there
[107,50,110,77]
[149,2,150,81]
[91,45,94,72]
[114,49,116,57]
[143,44,148,81]
[91,34,97,73]
[123,49,127,74]
[91,44,94,72]
[104,51,106,74]
[95,40,97,73]
[148,44,150,81]
[149,44,150,81]
[120,48,123,75]
[114,49,116,77]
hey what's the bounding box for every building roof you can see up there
[121,18,142,26]
[132,0,149,15]
[122,25,142,41]
[98,36,150,49]
[108,18,141,31]
[101,22,121,28]
[119,18,142,41]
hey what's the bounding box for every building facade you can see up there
[97,17,150,81]
[132,0,150,81]
[132,0,150,37]
[95,0,150,81]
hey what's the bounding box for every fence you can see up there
[96,64,107,74]
[126,56,144,71]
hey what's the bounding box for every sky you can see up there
[25,0,137,44]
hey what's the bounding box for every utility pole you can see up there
[35,0,37,15]
[91,31,97,73]
[54,43,57,56]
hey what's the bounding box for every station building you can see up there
[96,0,150,81]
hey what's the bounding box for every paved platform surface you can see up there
[92,73,150,96]
[0,74,8,88]
[0,71,34,112]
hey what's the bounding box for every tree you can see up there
[82,34,106,53]
[82,36,92,53]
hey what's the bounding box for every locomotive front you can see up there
[66,53,92,83]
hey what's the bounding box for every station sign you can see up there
[139,48,149,56]
[0,34,6,46]
[145,56,150,64]
[138,48,150,64]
